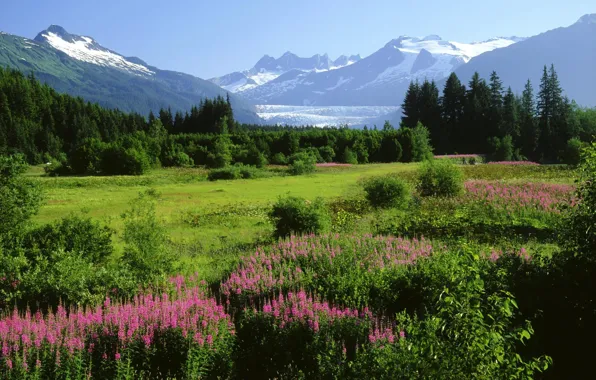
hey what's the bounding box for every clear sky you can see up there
[2,0,594,78]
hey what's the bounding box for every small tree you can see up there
[270,196,330,238]
[363,176,411,209]
[411,122,434,162]
[418,159,464,197]
[342,147,358,164]
[289,152,317,175]
[0,154,43,244]
[121,190,177,283]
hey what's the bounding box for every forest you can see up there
[1,66,595,176]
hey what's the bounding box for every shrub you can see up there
[208,164,264,181]
[289,152,317,175]
[271,152,288,165]
[411,123,434,162]
[342,147,359,165]
[363,176,411,209]
[101,145,152,175]
[563,138,583,166]
[270,196,330,238]
[121,191,178,283]
[318,146,336,163]
[0,154,43,243]
[208,166,241,181]
[417,159,464,197]
[23,215,114,264]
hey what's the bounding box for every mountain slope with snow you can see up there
[209,52,361,93]
[452,14,596,107]
[230,35,521,107]
[0,25,261,123]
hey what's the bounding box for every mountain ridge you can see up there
[0,25,262,123]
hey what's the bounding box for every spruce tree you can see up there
[464,72,491,153]
[489,71,504,137]
[440,73,466,154]
[520,80,539,158]
[419,80,442,152]
[401,81,421,128]
[537,65,553,160]
[502,87,519,142]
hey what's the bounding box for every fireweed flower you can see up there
[221,234,435,297]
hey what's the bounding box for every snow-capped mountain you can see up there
[0,25,261,123]
[233,35,522,107]
[452,14,596,107]
[209,52,361,93]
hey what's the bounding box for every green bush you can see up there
[271,152,288,165]
[563,138,583,166]
[208,164,264,181]
[342,147,359,164]
[363,176,411,209]
[288,152,317,175]
[23,215,113,264]
[0,154,43,243]
[318,146,336,162]
[270,196,330,237]
[208,166,241,181]
[417,159,464,197]
[121,191,178,283]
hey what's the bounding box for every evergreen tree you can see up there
[418,80,442,153]
[440,73,466,154]
[464,72,491,153]
[501,87,519,142]
[520,80,539,158]
[489,71,504,137]
[401,81,421,128]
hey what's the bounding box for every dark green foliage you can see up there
[400,66,589,163]
[489,135,514,162]
[363,176,411,209]
[342,147,359,164]
[207,164,264,181]
[288,151,317,175]
[121,191,178,283]
[563,138,583,166]
[0,154,43,243]
[23,215,113,264]
[270,152,288,165]
[269,196,330,238]
[417,159,464,197]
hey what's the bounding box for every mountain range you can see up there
[211,35,523,108]
[0,25,262,123]
[0,15,595,127]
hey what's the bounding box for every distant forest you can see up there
[0,66,595,175]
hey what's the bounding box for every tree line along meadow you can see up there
[1,65,595,177]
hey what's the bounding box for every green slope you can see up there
[0,32,261,123]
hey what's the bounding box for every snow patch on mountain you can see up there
[40,31,155,76]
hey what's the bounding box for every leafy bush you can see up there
[208,164,264,181]
[101,146,152,175]
[208,166,241,181]
[23,215,113,264]
[0,154,43,244]
[563,137,583,166]
[288,152,317,175]
[363,176,411,209]
[269,196,330,237]
[342,147,359,164]
[121,191,178,283]
[271,152,288,165]
[417,159,464,197]
[318,146,336,162]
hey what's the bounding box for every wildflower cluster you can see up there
[487,161,540,165]
[221,234,434,297]
[465,180,573,213]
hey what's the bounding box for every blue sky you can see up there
[2,0,594,78]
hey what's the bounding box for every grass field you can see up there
[27,162,575,279]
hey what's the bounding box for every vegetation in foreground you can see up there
[1,144,595,378]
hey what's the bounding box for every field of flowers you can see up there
[0,233,547,379]
[3,155,590,379]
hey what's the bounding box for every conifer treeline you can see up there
[1,65,595,175]
[401,65,596,162]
